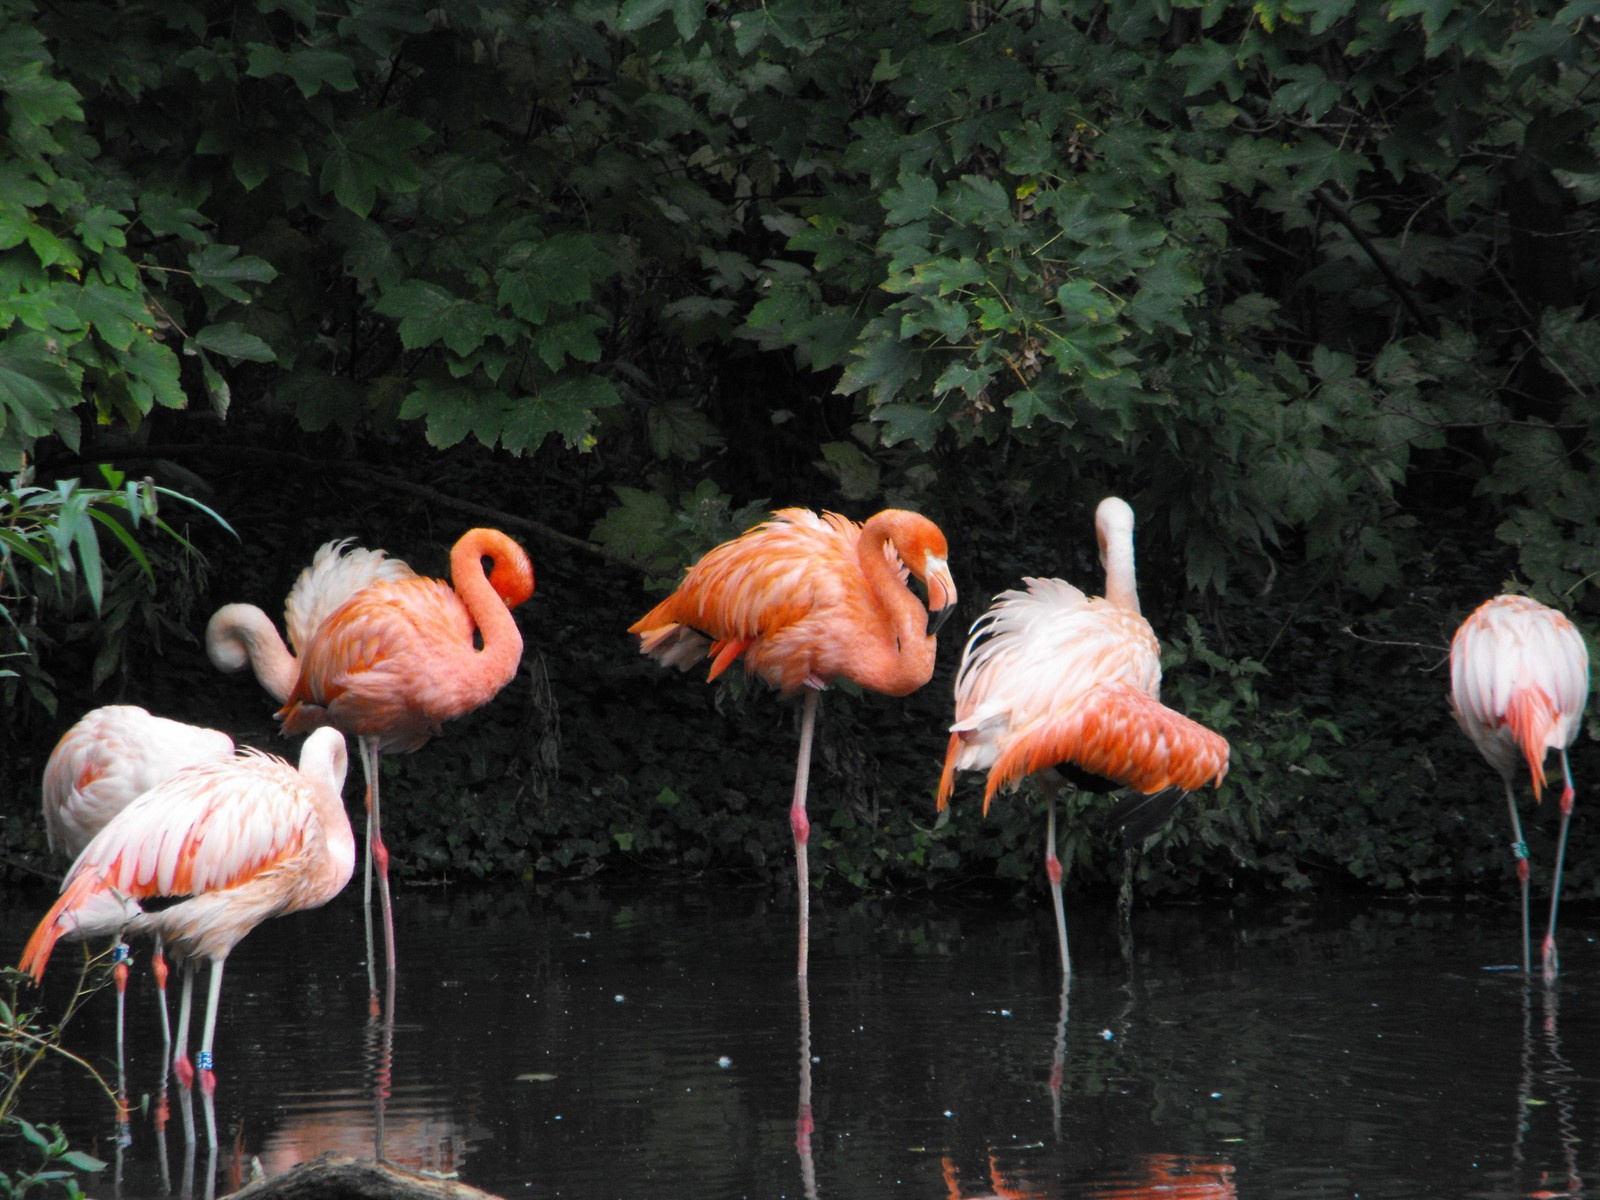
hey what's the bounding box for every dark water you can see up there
[7,882,1599,1200]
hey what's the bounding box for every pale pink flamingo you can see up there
[937,497,1229,974]
[1450,593,1590,982]
[20,727,354,1146]
[630,507,958,976]
[41,705,236,1066]
[275,528,533,990]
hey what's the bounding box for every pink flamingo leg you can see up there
[363,796,377,1004]
[153,937,172,1058]
[1045,788,1070,974]
[196,957,225,1148]
[112,943,130,1124]
[1542,756,1577,985]
[791,691,819,978]
[1502,778,1533,977]
[173,963,196,1094]
[362,737,397,990]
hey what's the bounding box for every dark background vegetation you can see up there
[2,0,1596,919]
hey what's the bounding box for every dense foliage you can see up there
[1,0,1595,912]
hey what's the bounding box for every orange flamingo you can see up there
[937,497,1228,973]
[631,507,958,976]
[21,727,355,1147]
[206,538,418,705]
[1450,593,1590,982]
[275,528,534,990]
[41,705,236,1067]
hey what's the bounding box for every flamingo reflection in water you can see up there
[940,1152,1235,1200]
[1515,984,1584,1199]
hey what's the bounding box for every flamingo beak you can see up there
[924,555,956,636]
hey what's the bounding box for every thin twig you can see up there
[1312,185,1439,336]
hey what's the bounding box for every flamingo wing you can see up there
[982,682,1230,811]
[73,753,317,899]
[21,752,323,980]
[940,580,1162,806]
[280,577,472,742]
[284,539,417,656]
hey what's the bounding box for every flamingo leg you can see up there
[196,957,226,1148]
[791,690,819,978]
[1502,777,1532,977]
[363,737,397,989]
[173,961,196,1093]
[363,795,377,1004]
[112,942,130,1128]
[1542,752,1577,985]
[1045,785,1070,975]
[153,936,172,1059]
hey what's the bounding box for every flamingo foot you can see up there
[1542,935,1560,985]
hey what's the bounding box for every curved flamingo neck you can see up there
[1096,499,1140,614]
[450,529,531,693]
[298,729,357,895]
[849,511,939,694]
[206,604,298,704]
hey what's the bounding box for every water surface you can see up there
[8,884,1598,1199]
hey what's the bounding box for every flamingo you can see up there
[20,727,355,1147]
[275,527,534,991]
[630,507,958,977]
[41,705,237,1071]
[206,538,418,706]
[936,497,1229,974]
[207,537,415,1001]
[1449,593,1590,983]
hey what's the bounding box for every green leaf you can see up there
[835,323,921,405]
[2,64,83,129]
[245,43,359,97]
[73,206,126,254]
[191,322,276,363]
[617,0,674,31]
[0,336,77,430]
[817,440,881,501]
[1169,39,1241,99]
[532,314,606,371]
[374,281,493,356]
[188,244,279,303]
[320,113,432,217]
[496,235,616,324]
[502,375,620,453]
